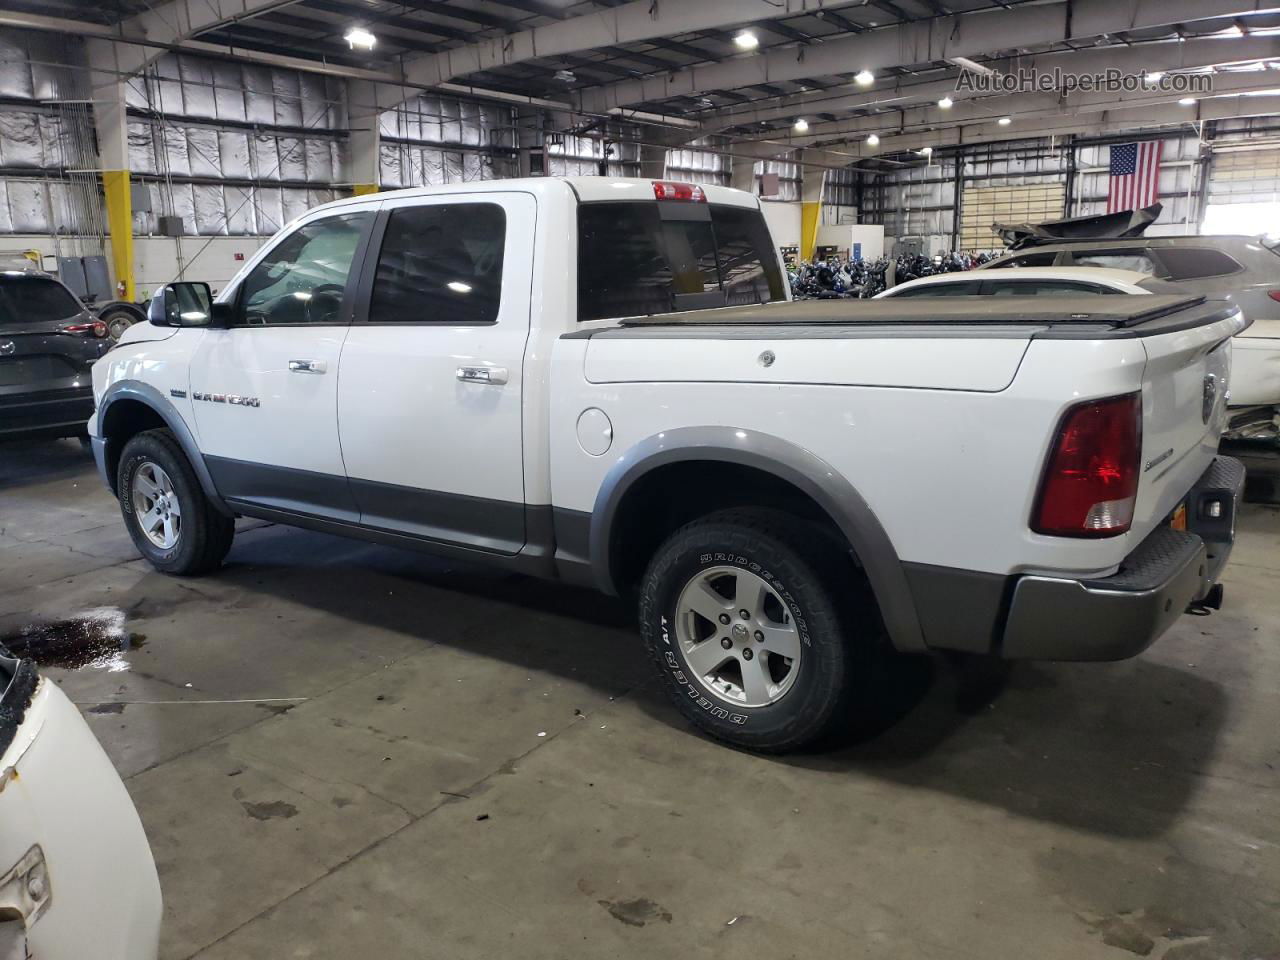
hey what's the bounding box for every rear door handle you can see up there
[457,365,508,385]
[288,359,327,374]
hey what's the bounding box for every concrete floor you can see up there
[3,438,1279,960]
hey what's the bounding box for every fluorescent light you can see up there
[938,96,954,109]
[344,27,376,50]
[855,69,874,86]
[447,281,472,294]
[997,116,1012,125]
[866,133,880,146]
[793,118,809,132]
[920,146,932,156]
[734,30,759,50]
[1179,97,1197,105]
[1145,71,1164,82]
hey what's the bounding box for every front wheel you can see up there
[638,509,873,753]
[117,429,234,575]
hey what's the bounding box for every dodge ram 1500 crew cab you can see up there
[89,178,1246,752]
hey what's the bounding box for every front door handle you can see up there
[288,359,327,374]
[457,365,508,385]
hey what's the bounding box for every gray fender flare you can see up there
[97,380,233,517]
[589,426,926,653]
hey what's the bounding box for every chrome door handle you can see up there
[288,359,327,374]
[457,365,508,385]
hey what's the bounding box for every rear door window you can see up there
[367,203,506,324]
[0,276,84,327]
[577,202,784,322]
[1153,247,1243,280]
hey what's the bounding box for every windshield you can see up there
[577,201,785,322]
[0,275,85,327]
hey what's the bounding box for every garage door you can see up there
[1203,147,1280,234]
[959,183,1065,252]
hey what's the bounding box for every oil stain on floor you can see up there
[0,608,145,671]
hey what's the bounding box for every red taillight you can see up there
[61,320,108,338]
[1033,393,1142,538]
[652,180,706,202]
[1268,290,1280,302]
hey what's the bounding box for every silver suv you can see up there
[982,235,1280,440]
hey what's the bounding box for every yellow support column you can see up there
[800,201,821,262]
[102,170,134,301]
[352,184,379,196]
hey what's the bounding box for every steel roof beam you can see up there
[575,0,1280,113]
[398,0,867,89]
[707,36,1280,129]
[781,69,1280,147]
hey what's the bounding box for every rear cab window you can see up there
[0,276,85,327]
[577,201,785,322]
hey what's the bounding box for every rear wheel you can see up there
[638,508,873,753]
[117,429,234,575]
[100,306,140,342]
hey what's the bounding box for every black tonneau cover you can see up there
[615,294,1217,329]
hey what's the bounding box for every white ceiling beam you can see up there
[400,0,865,89]
[769,69,1280,144]
[575,0,1280,114]
[846,92,1280,157]
[703,36,1280,129]
[111,0,308,75]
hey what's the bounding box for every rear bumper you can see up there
[0,387,93,441]
[1001,456,1244,660]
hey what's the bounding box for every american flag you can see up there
[1107,141,1163,213]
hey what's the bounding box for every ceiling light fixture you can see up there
[938,96,954,108]
[344,27,376,50]
[734,30,759,50]
[1179,96,1197,105]
[794,118,809,132]
[867,133,880,146]
[553,69,576,82]
[997,116,1012,125]
[920,146,933,156]
[855,69,874,86]
[1145,71,1164,83]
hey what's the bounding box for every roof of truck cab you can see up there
[881,267,1152,297]
[298,176,758,216]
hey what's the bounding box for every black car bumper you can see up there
[1001,456,1245,661]
[0,386,94,441]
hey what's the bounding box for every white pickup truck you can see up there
[89,177,1245,752]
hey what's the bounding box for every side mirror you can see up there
[149,281,213,327]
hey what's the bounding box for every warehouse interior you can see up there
[1,1,1279,958]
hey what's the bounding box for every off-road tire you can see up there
[117,428,234,575]
[638,508,873,753]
